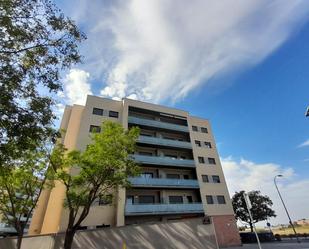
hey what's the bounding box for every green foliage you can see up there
[51,121,140,249]
[232,190,276,232]
[0,144,52,241]
[0,0,85,164]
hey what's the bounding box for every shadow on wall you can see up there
[0,218,218,249]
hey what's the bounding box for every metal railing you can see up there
[131,154,195,168]
[129,177,199,188]
[138,135,192,149]
[125,203,204,215]
[128,116,189,132]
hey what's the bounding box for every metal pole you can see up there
[274,175,300,243]
[243,192,262,249]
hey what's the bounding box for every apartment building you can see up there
[29,95,240,247]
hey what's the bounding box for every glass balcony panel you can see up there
[138,136,192,149]
[131,154,195,168]
[129,177,199,188]
[125,203,204,215]
[128,116,188,132]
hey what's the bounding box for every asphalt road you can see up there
[229,241,309,249]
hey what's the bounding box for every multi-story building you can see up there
[29,95,240,247]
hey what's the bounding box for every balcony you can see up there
[137,135,192,149]
[128,116,189,132]
[125,203,204,216]
[131,154,195,168]
[129,177,199,189]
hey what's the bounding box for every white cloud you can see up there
[67,0,309,103]
[63,69,93,105]
[221,157,309,226]
[298,138,309,148]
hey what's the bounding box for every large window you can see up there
[167,174,180,179]
[89,125,101,133]
[92,107,103,116]
[141,173,153,178]
[217,195,226,204]
[206,195,214,204]
[109,110,119,118]
[212,175,220,183]
[192,126,198,132]
[204,142,212,148]
[198,157,205,163]
[202,175,209,182]
[139,195,155,204]
[208,158,216,164]
[201,127,208,133]
[169,196,183,204]
[195,140,201,147]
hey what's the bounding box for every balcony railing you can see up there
[129,177,199,188]
[125,203,204,216]
[137,135,192,149]
[128,116,189,132]
[131,154,195,168]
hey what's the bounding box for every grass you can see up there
[272,225,309,235]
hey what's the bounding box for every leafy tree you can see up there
[232,190,276,232]
[50,121,140,249]
[0,144,52,249]
[0,0,85,164]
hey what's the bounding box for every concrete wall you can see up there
[1,218,218,249]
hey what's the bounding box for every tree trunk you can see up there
[16,234,23,249]
[64,229,76,249]
[249,222,253,233]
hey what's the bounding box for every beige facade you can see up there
[29,95,240,247]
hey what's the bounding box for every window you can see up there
[217,195,226,204]
[98,194,112,205]
[165,154,177,159]
[169,196,183,204]
[201,127,208,133]
[89,125,101,133]
[202,175,209,182]
[212,175,220,183]
[139,151,153,156]
[195,140,201,147]
[141,173,153,178]
[198,157,205,163]
[204,142,212,148]
[186,196,193,203]
[126,196,134,204]
[92,107,103,116]
[167,174,180,179]
[109,111,119,118]
[139,195,155,204]
[192,125,198,132]
[208,158,216,164]
[206,195,214,204]
[183,175,189,179]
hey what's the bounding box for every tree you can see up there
[50,121,140,249]
[232,190,276,232]
[0,0,85,164]
[0,144,52,249]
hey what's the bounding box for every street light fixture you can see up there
[274,175,300,243]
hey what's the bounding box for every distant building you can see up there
[29,95,241,247]
[296,219,309,226]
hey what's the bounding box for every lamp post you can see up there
[274,175,300,243]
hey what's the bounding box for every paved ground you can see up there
[229,241,309,249]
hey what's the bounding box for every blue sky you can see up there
[55,0,309,225]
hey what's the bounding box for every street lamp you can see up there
[274,175,300,243]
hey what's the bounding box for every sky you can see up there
[55,0,309,226]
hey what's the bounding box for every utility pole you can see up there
[243,192,262,249]
[274,175,300,243]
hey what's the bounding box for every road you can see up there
[230,241,309,249]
